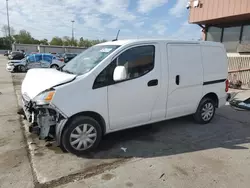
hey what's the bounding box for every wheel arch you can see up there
[63,111,106,135]
[56,111,107,148]
[50,63,59,68]
[201,92,219,107]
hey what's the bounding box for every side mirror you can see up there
[113,66,127,82]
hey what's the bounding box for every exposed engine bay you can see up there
[22,95,67,144]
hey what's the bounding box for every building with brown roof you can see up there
[188,0,250,86]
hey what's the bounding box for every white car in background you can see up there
[6,53,65,72]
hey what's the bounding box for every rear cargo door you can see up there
[166,43,203,119]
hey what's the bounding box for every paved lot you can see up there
[2,55,250,188]
[0,55,33,188]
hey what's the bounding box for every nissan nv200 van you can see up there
[21,39,228,155]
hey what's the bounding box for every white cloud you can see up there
[135,21,145,28]
[106,19,122,29]
[0,0,136,40]
[171,22,201,40]
[137,0,168,13]
[82,14,104,30]
[152,21,168,35]
[169,0,188,17]
[97,0,136,21]
[122,29,132,33]
[0,0,194,41]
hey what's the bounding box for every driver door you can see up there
[107,44,161,130]
[40,54,52,68]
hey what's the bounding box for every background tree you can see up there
[72,39,78,46]
[1,25,15,37]
[40,39,49,45]
[0,25,108,49]
[1,25,15,49]
[62,36,71,46]
[78,38,104,48]
[0,37,10,49]
[13,30,36,44]
[50,37,63,45]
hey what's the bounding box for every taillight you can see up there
[225,79,229,92]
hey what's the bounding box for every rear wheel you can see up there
[61,116,102,155]
[51,64,59,69]
[193,98,216,124]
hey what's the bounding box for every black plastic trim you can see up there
[203,79,226,86]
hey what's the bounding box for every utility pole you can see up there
[6,0,11,48]
[71,20,75,46]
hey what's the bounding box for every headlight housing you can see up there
[33,90,55,105]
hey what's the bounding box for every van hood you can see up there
[21,68,76,100]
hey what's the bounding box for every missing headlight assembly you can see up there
[24,99,66,141]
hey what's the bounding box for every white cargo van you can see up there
[21,39,228,155]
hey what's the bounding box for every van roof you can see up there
[98,39,223,47]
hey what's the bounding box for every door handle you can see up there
[148,79,158,87]
[176,75,180,85]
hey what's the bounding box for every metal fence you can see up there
[12,43,86,54]
[228,53,250,87]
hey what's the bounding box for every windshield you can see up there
[62,45,120,75]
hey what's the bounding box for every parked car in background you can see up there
[63,53,78,63]
[8,51,25,60]
[21,39,228,155]
[6,58,27,72]
[56,53,64,58]
[54,53,65,62]
[4,51,9,56]
[6,53,65,72]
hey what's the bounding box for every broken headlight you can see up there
[33,90,55,105]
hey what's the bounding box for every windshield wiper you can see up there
[61,69,75,75]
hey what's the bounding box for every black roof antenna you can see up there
[112,30,120,41]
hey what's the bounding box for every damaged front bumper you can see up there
[22,96,67,145]
[6,64,15,72]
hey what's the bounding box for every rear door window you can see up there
[28,55,35,62]
[43,55,52,63]
[35,54,42,62]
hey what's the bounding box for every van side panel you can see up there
[52,74,109,127]
[201,45,228,107]
[201,45,228,83]
[166,43,203,119]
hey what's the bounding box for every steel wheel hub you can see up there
[201,102,214,121]
[70,124,97,151]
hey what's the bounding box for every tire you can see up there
[61,116,102,155]
[193,98,216,124]
[18,65,26,72]
[51,64,59,69]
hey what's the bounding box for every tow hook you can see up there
[29,123,40,135]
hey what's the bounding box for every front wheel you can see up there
[18,65,26,72]
[61,116,102,155]
[193,98,216,124]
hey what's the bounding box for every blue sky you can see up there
[0,0,201,40]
